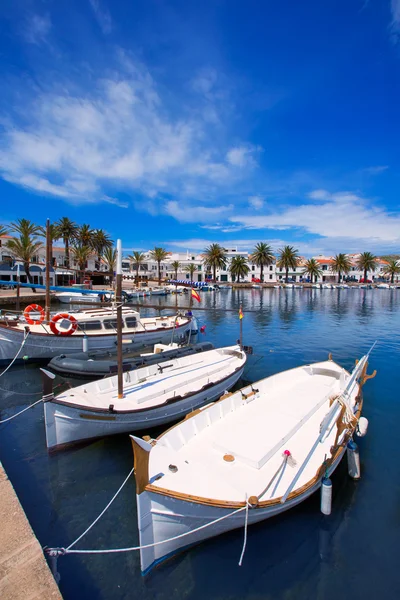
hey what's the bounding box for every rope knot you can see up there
[45,547,67,557]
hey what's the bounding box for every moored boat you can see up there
[131,351,374,574]
[0,306,192,364]
[42,344,246,450]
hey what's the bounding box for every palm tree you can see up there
[331,253,352,283]
[303,258,323,283]
[249,242,274,282]
[102,247,117,286]
[56,217,78,269]
[277,245,299,283]
[229,255,250,282]
[149,247,170,284]
[39,223,61,267]
[383,259,400,284]
[6,236,43,291]
[92,229,113,267]
[71,244,93,283]
[127,251,146,283]
[76,224,94,247]
[357,252,378,282]
[7,220,43,291]
[0,225,8,238]
[171,260,181,280]
[184,262,197,282]
[202,243,226,283]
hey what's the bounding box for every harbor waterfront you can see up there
[0,287,399,599]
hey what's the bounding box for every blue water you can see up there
[0,288,399,599]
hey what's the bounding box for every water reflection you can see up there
[0,288,399,600]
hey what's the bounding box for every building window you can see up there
[269,274,272,279]
[252,265,255,271]
[270,265,273,271]
[322,265,328,271]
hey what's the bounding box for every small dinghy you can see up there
[131,351,374,574]
[42,344,246,450]
[47,341,214,379]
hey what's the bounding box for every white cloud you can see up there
[102,195,129,209]
[164,201,233,223]
[191,68,218,96]
[0,56,255,204]
[230,190,400,243]
[362,165,389,175]
[23,14,51,45]
[88,0,113,34]
[248,195,264,210]
[226,145,260,168]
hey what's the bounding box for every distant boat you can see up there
[251,284,262,289]
[131,352,372,574]
[43,344,247,450]
[0,306,192,364]
[376,284,390,289]
[55,291,101,304]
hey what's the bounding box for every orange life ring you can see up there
[23,304,45,325]
[49,313,78,336]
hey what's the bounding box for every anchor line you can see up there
[0,329,30,378]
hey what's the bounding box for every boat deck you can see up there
[53,347,244,411]
[149,361,356,502]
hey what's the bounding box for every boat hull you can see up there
[137,447,346,574]
[44,365,244,450]
[0,320,191,365]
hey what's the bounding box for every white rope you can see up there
[46,503,248,557]
[66,468,134,551]
[0,398,42,424]
[0,330,30,378]
[238,494,249,566]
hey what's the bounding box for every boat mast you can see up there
[116,239,124,399]
[45,218,51,323]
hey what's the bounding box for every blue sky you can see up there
[0,0,399,256]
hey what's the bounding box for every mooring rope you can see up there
[0,330,30,378]
[238,494,249,566]
[45,466,251,563]
[0,398,42,424]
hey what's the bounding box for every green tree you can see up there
[249,242,274,282]
[202,243,226,282]
[149,247,170,284]
[0,225,8,238]
[71,244,93,284]
[102,247,117,286]
[171,260,181,280]
[383,259,400,284]
[76,224,94,247]
[39,223,61,267]
[7,220,43,291]
[331,253,352,283]
[184,262,197,282]
[56,217,78,268]
[127,251,146,283]
[277,245,299,283]
[302,258,323,283]
[92,229,113,265]
[229,255,250,282]
[357,252,378,282]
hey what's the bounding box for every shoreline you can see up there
[0,463,62,599]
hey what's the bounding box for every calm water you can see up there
[1,288,399,599]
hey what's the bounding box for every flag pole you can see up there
[45,218,51,323]
[116,239,124,399]
[239,303,243,350]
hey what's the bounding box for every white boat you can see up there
[43,344,246,450]
[251,284,261,289]
[376,283,389,289]
[131,353,372,574]
[55,292,101,304]
[311,284,321,289]
[0,307,192,364]
[149,288,168,296]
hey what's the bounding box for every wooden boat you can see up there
[43,344,246,450]
[0,306,191,364]
[47,341,214,379]
[131,352,373,574]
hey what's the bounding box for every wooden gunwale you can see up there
[142,367,363,509]
[48,363,244,414]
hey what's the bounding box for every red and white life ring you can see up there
[23,304,45,325]
[49,313,78,336]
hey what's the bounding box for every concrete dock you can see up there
[0,464,62,600]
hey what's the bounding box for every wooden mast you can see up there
[45,218,51,323]
[116,239,124,399]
